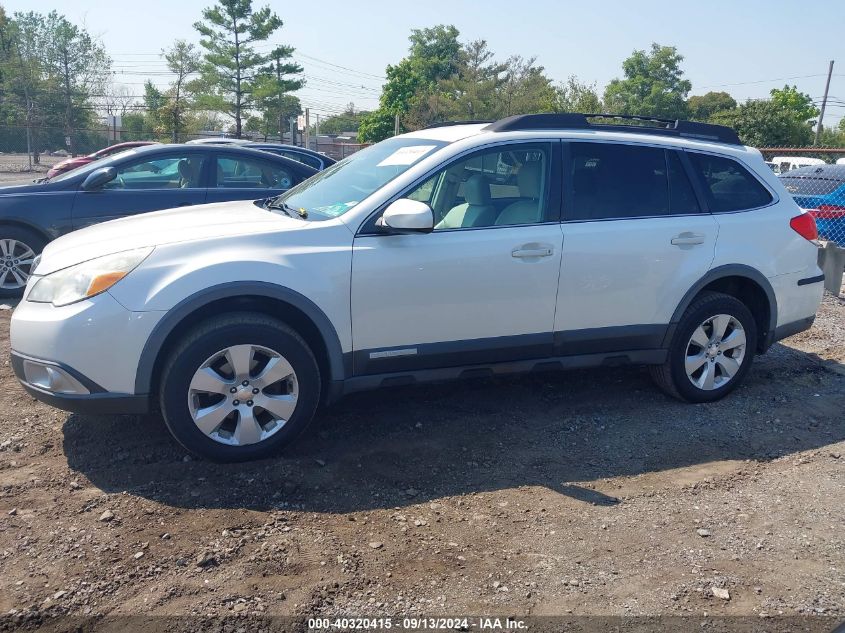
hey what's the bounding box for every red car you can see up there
[46,141,158,178]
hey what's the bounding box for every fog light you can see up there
[22,360,90,395]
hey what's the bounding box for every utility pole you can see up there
[289,117,296,146]
[304,108,310,150]
[315,114,320,152]
[25,97,33,171]
[814,59,835,146]
[394,113,400,136]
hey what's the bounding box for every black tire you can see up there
[0,225,46,299]
[159,312,321,462]
[650,291,757,403]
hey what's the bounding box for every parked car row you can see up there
[0,143,320,296]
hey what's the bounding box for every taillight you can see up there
[790,213,818,241]
[811,204,845,219]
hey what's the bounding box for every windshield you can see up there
[48,148,141,182]
[274,136,448,220]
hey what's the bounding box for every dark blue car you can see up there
[780,164,845,246]
[0,143,317,296]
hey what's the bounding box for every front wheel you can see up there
[159,313,321,462]
[0,227,45,298]
[650,291,757,403]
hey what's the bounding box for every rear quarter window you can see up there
[688,153,773,212]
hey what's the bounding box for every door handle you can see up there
[512,246,553,258]
[670,232,705,246]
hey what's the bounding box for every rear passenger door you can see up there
[205,153,305,204]
[554,142,718,352]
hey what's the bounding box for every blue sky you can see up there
[7,0,845,126]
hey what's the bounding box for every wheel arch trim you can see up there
[133,281,346,394]
[666,264,777,349]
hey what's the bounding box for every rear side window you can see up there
[570,143,669,220]
[688,153,773,212]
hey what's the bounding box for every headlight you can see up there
[28,247,153,307]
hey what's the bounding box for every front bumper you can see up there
[11,352,150,415]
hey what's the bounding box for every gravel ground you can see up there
[0,155,61,185]
[0,288,842,631]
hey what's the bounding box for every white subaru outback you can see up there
[10,114,825,462]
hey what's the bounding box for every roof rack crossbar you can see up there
[483,113,742,145]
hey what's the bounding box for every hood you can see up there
[36,199,306,275]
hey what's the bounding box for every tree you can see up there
[314,103,369,136]
[687,91,737,121]
[162,39,200,142]
[553,76,602,113]
[435,40,504,121]
[101,83,137,117]
[142,80,167,136]
[603,43,691,119]
[193,0,286,137]
[769,85,819,123]
[40,11,110,154]
[253,44,303,139]
[359,24,462,142]
[711,99,813,147]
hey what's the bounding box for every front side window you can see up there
[277,136,448,221]
[404,143,551,230]
[216,156,296,190]
[688,153,773,212]
[103,155,207,190]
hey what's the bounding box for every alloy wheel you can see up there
[684,314,747,391]
[187,344,298,446]
[0,239,36,290]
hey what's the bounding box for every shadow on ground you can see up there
[63,343,845,514]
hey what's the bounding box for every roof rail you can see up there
[484,113,743,146]
[423,120,493,129]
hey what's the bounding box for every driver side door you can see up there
[350,141,563,376]
[72,153,208,229]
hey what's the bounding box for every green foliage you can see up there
[0,8,109,156]
[360,26,561,142]
[687,91,736,121]
[603,43,691,119]
[711,99,813,147]
[553,76,602,113]
[358,109,397,143]
[315,103,368,136]
[252,45,304,138]
[193,0,291,137]
[359,25,462,142]
[160,39,201,142]
[769,85,819,123]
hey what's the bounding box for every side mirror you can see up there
[376,199,434,234]
[81,166,117,191]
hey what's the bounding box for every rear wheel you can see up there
[0,226,45,298]
[159,313,320,462]
[650,291,757,403]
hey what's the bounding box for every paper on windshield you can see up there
[376,145,437,167]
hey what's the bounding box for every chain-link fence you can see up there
[0,124,369,174]
[760,148,845,246]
